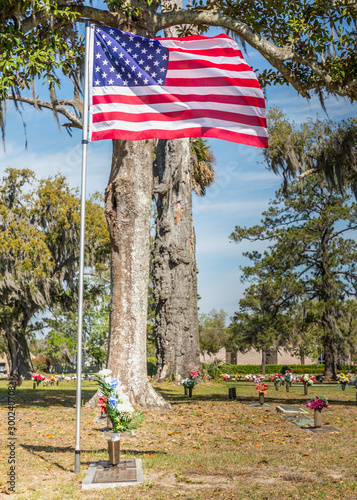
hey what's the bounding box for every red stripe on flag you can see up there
[164,77,262,88]
[93,109,267,128]
[167,60,253,72]
[166,47,243,58]
[161,34,233,42]
[91,127,268,148]
[92,93,266,108]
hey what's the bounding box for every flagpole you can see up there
[75,20,91,474]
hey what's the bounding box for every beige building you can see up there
[200,347,317,365]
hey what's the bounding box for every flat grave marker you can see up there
[82,459,143,490]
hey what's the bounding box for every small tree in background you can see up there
[199,309,228,362]
[0,169,110,376]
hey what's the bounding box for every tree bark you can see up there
[323,333,337,379]
[261,349,267,376]
[105,139,169,408]
[153,138,200,380]
[4,325,33,378]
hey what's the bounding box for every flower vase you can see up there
[189,387,193,398]
[286,383,290,393]
[304,385,308,395]
[228,387,237,400]
[259,392,264,405]
[184,387,188,396]
[314,409,322,428]
[33,381,36,389]
[274,382,279,391]
[108,433,120,465]
[342,385,346,392]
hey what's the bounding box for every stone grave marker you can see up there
[82,459,144,490]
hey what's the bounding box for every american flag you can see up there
[88,25,268,148]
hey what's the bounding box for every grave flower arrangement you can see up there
[8,375,23,388]
[300,374,315,386]
[283,370,293,384]
[306,396,328,411]
[94,369,144,433]
[337,373,350,389]
[269,373,283,385]
[32,374,45,383]
[256,383,269,394]
[182,371,199,388]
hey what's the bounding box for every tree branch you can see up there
[6,95,82,129]
[327,225,357,242]
[21,5,124,34]
[154,10,355,98]
[293,168,319,183]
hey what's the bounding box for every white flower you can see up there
[119,393,130,404]
[116,403,134,415]
[98,369,112,377]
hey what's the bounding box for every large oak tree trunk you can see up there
[323,333,337,379]
[105,139,169,408]
[261,350,267,376]
[4,325,33,378]
[153,138,200,381]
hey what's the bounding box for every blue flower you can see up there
[110,378,119,390]
[109,395,117,408]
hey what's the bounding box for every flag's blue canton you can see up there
[93,27,169,87]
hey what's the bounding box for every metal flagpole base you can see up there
[75,450,81,473]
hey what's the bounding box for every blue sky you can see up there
[1,24,356,322]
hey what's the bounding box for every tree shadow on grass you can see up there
[20,443,166,471]
[154,386,357,407]
[0,388,97,408]
[20,444,77,472]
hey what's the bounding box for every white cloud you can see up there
[1,140,111,195]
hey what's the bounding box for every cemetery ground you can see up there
[0,380,356,499]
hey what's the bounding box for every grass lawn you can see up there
[0,379,356,499]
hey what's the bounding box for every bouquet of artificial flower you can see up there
[182,371,199,388]
[306,396,328,411]
[8,375,23,388]
[283,371,293,384]
[95,369,144,433]
[338,373,350,386]
[256,383,269,394]
[269,373,283,384]
[32,374,45,383]
[300,374,315,386]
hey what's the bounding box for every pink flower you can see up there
[306,397,328,411]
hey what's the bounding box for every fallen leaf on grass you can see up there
[302,454,310,457]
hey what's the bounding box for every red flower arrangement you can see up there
[256,383,269,394]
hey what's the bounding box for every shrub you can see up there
[202,360,223,380]
[147,357,156,377]
[32,357,52,373]
[208,363,326,376]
